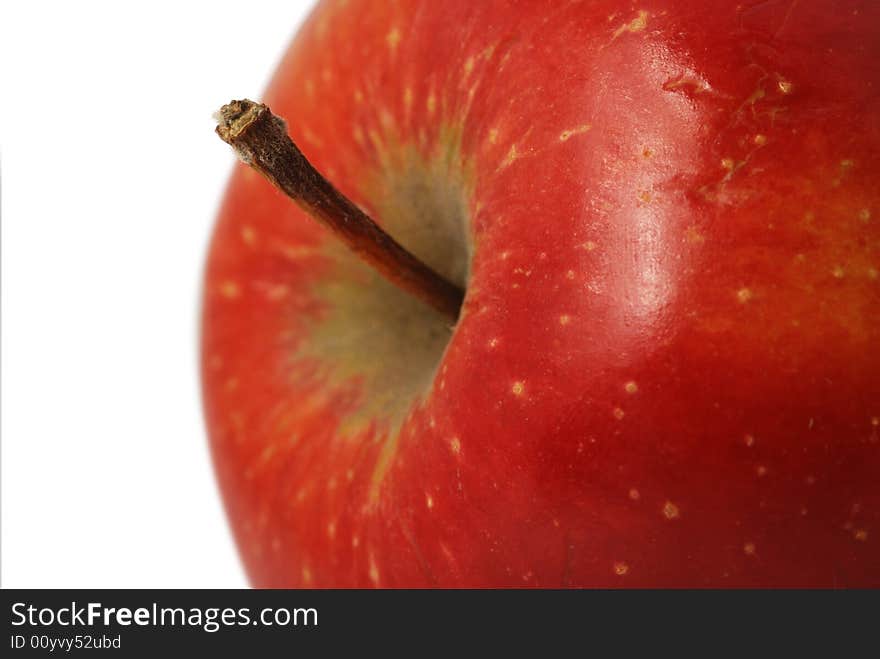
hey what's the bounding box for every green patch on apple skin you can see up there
[296,122,475,498]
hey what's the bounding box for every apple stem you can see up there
[214,99,465,320]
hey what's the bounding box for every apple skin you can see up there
[202,0,879,587]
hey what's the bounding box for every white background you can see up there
[1,0,314,587]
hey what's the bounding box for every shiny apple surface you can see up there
[203,0,879,586]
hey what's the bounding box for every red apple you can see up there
[202,0,879,587]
